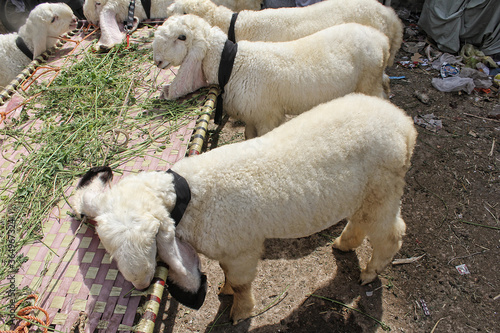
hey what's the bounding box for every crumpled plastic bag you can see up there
[459,67,493,89]
[432,66,492,93]
[414,113,443,132]
[432,77,475,94]
[432,53,463,70]
[460,44,498,69]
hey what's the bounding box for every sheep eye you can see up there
[51,16,56,23]
[96,2,101,4]
[178,35,186,41]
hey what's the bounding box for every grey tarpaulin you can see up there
[418,0,500,56]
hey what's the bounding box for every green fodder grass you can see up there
[0,40,204,318]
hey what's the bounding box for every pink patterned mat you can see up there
[0,26,202,332]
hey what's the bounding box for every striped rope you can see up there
[126,0,136,31]
[0,29,79,107]
[188,86,221,156]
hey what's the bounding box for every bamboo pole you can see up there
[134,263,169,333]
[188,86,221,156]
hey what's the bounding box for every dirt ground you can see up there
[142,21,500,333]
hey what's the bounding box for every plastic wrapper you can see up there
[432,77,475,94]
[459,67,493,89]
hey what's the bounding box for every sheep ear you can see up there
[32,26,48,58]
[97,8,125,48]
[167,44,207,99]
[156,228,207,309]
[96,213,160,290]
[72,166,113,219]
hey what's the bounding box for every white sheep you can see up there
[83,0,262,51]
[153,14,390,138]
[73,93,417,324]
[167,0,403,66]
[212,0,262,11]
[0,3,77,89]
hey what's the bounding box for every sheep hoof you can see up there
[159,85,171,100]
[92,43,111,53]
[359,270,378,285]
[98,44,113,53]
[332,237,353,252]
[230,307,253,325]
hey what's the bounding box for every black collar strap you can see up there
[141,0,151,19]
[215,39,238,125]
[228,13,238,43]
[16,37,33,60]
[167,169,191,226]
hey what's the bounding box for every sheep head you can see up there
[21,3,77,58]
[153,14,211,99]
[83,0,107,25]
[73,167,207,309]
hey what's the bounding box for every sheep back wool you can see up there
[215,39,238,125]
[166,169,191,226]
[15,37,33,60]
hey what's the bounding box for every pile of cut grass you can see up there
[0,39,204,320]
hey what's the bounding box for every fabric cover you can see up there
[418,0,500,56]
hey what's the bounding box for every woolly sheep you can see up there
[153,14,390,138]
[0,3,77,89]
[73,93,417,324]
[167,0,403,66]
[83,0,262,51]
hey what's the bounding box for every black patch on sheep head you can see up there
[77,166,113,189]
[167,271,207,309]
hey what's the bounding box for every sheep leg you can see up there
[230,283,254,324]
[254,115,287,138]
[244,115,287,139]
[332,220,366,252]
[361,208,405,285]
[160,84,170,100]
[244,123,258,140]
[219,256,259,324]
[382,73,391,99]
[218,263,234,295]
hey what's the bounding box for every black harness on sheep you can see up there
[141,0,151,19]
[215,39,238,125]
[228,13,238,43]
[167,169,191,226]
[16,37,33,60]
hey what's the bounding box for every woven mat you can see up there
[0,26,204,332]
